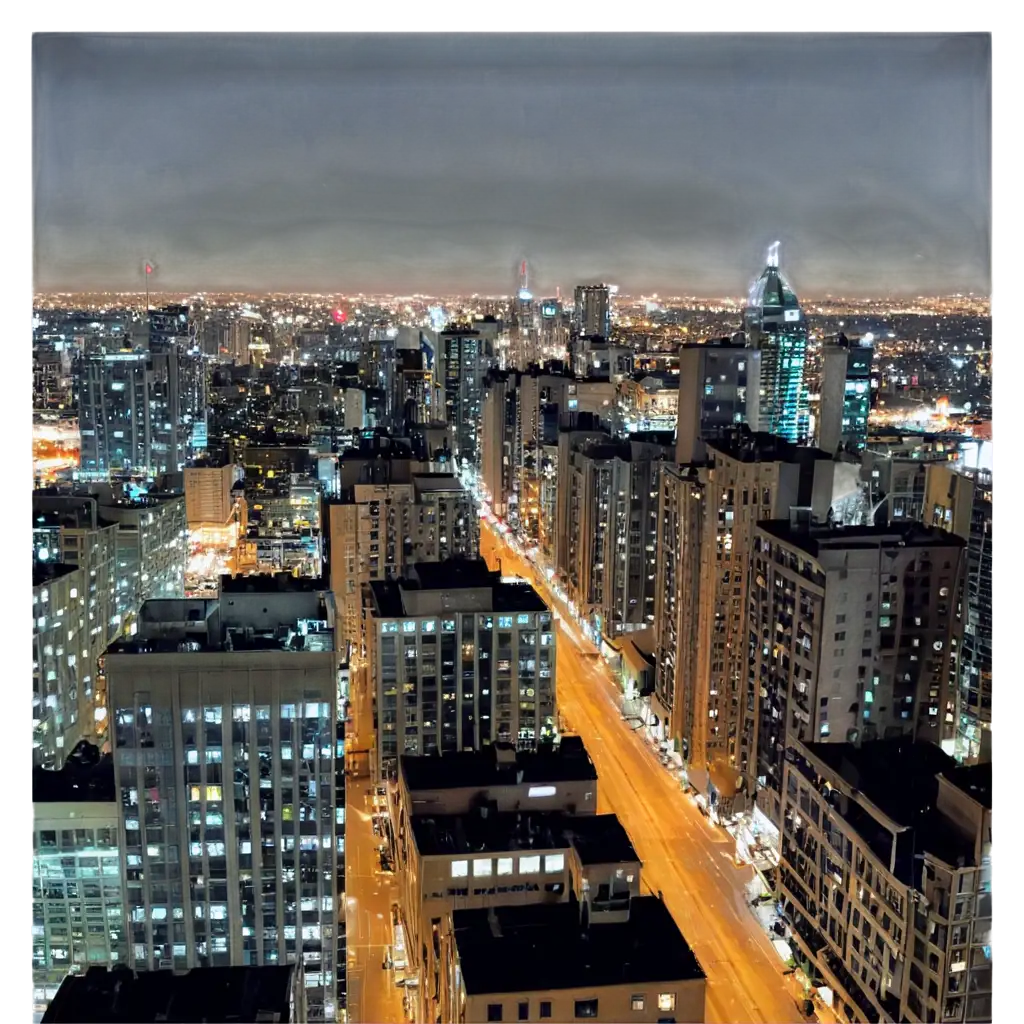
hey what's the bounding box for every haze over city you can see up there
[33,33,990,297]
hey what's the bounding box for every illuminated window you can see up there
[528,785,556,799]
[631,996,645,1011]
[497,857,514,876]
[519,855,540,875]
[545,853,565,873]
[658,994,676,1012]
[451,860,468,878]
[473,859,493,878]
[206,786,222,802]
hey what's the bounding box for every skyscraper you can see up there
[817,333,873,455]
[744,245,809,443]
[573,284,611,341]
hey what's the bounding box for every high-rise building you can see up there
[557,434,672,640]
[651,465,706,764]
[105,584,342,1021]
[779,740,990,1024]
[573,284,611,341]
[744,245,809,443]
[32,746,125,1017]
[439,327,496,471]
[675,339,752,464]
[748,520,967,829]
[924,464,992,763]
[652,429,836,792]
[367,560,556,777]
[817,334,873,455]
[327,473,477,660]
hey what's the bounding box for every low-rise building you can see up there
[447,896,706,1024]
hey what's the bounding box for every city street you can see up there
[345,665,410,1024]
[480,523,806,1024]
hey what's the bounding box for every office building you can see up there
[744,246,809,443]
[749,520,967,829]
[402,808,641,1024]
[78,352,153,480]
[480,370,517,520]
[684,428,860,794]
[327,472,476,660]
[924,465,992,763]
[33,745,125,1016]
[439,328,496,471]
[42,965,306,1023]
[184,465,239,529]
[779,740,990,1024]
[367,560,556,777]
[557,434,672,640]
[675,340,751,463]
[448,896,706,1024]
[104,584,341,1021]
[818,334,874,455]
[573,284,611,341]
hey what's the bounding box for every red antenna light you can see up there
[145,263,153,275]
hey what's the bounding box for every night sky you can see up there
[33,33,990,297]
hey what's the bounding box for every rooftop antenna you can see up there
[767,241,780,268]
[144,260,154,314]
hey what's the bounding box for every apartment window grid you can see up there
[114,686,337,1019]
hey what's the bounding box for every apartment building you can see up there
[779,740,991,1024]
[675,339,751,464]
[367,560,556,777]
[32,746,125,1016]
[447,896,706,1024]
[923,464,992,764]
[651,464,706,762]
[748,520,967,829]
[104,587,342,1021]
[692,428,860,786]
[327,473,476,660]
[184,464,238,528]
[556,433,672,639]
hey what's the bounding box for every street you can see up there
[479,522,807,1024]
[345,664,410,1024]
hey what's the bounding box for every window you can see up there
[545,853,565,873]
[575,999,598,1018]
[451,860,468,878]
[487,1005,503,1022]
[473,859,493,878]
[497,857,514,876]
[518,1002,529,1021]
[540,1003,552,1020]
[658,993,676,1012]
[632,995,646,1010]
[519,855,540,874]
[528,785,556,798]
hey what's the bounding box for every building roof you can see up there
[453,896,705,996]
[33,561,80,588]
[941,761,992,811]
[707,426,832,466]
[33,743,115,804]
[41,965,297,1023]
[747,262,800,311]
[756,518,966,558]
[411,473,465,493]
[401,737,597,793]
[411,811,637,865]
[219,572,327,594]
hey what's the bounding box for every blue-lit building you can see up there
[744,246,808,443]
[818,333,873,454]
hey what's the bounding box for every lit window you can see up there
[206,785,222,801]
[528,785,556,799]
[473,859,493,878]
[451,860,468,878]
[519,855,540,875]
[497,857,514,876]
[545,853,565,873]
[631,996,645,1011]
[658,994,676,1012]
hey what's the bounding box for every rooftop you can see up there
[453,896,705,996]
[219,572,327,594]
[707,426,832,466]
[33,561,79,588]
[41,965,298,1023]
[412,811,637,864]
[411,473,465,493]
[401,737,596,792]
[33,743,115,804]
[757,518,967,558]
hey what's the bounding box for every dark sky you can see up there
[33,33,990,297]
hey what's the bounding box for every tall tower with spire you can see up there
[743,243,809,443]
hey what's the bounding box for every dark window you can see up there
[575,999,598,1019]
[488,1005,503,1022]
[540,1003,552,1019]
[519,1002,529,1021]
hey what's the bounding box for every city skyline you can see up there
[34,33,990,296]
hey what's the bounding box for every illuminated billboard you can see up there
[541,303,557,318]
